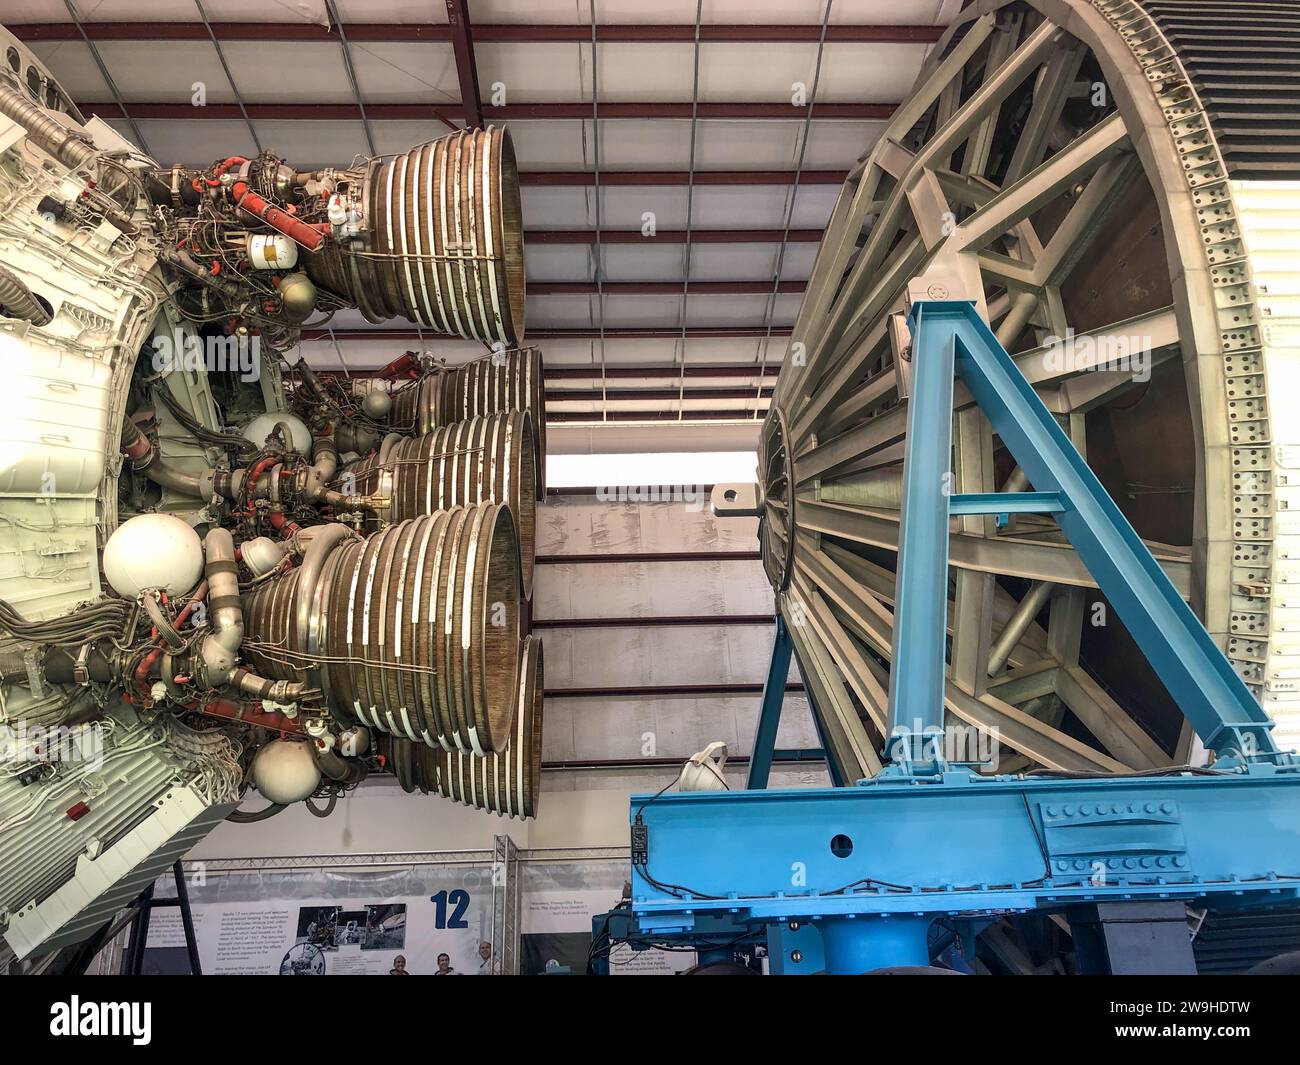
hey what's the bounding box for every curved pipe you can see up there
[201,527,242,677]
[226,802,288,824]
[294,523,357,655]
[312,744,367,785]
[201,529,306,701]
[0,264,52,326]
[120,416,209,498]
[300,436,341,504]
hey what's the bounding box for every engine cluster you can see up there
[0,30,540,960]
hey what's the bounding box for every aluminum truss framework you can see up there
[741,0,1293,785]
[489,834,521,976]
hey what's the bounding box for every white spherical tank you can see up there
[243,412,312,453]
[361,389,392,419]
[240,535,285,578]
[102,513,204,598]
[250,740,321,804]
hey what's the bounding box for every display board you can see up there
[145,861,493,975]
[520,858,695,975]
[142,853,695,975]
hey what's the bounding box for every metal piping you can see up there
[293,523,357,656]
[312,743,367,784]
[987,580,1055,677]
[0,265,52,326]
[120,416,211,498]
[0,80,95,169]
[202,528,305,701]
[0,81,140,235]
[298,436,349,507]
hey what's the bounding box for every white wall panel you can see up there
[541,623,778,689]
[537,498,758,554]
[542,694,818,763]
[535,558,772,618]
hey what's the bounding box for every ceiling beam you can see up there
[546,386,773,401]
[529,280,805,295]
[77,101,895,121]
[548,410,766,423]
[443,0,482,130]
[320,364,778,379]
[519,169,849,186]
[11,22,945,44]
[546,365,777,380]
[526,228,823,244]
[299,326,793,340]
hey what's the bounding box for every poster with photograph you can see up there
[144,862,495,975]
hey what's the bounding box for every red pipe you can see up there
[191,697,306,735]
[134,646,162,692]
[175,580,208,629]
[269,509,301,539]
[375,351,421,381]
[244,456,281,498]
[122,431,150,463]
[230,180,328,252]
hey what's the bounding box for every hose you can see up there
[152,384,257,457]
[312,744,366,785]
[0,265,52,326]
[0,596,133,646]
[140,590,185,651]
[304,793,338,818]
[226,802,287,824]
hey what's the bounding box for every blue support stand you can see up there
[894,300,1277,763]
[600,298,1300,975]
[747,615,793,790]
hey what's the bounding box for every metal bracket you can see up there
[709,483,764,517]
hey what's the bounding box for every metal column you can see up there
[748,614,794,789]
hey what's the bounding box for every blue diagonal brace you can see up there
[748,614,794,789]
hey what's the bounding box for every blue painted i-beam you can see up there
[747,614,794,790]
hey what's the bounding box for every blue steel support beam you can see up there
[908,300,1279,761]
[948,492,1064,515]
[626,768,1300,972]
[886,314,955,756]
[748,615,794,789]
